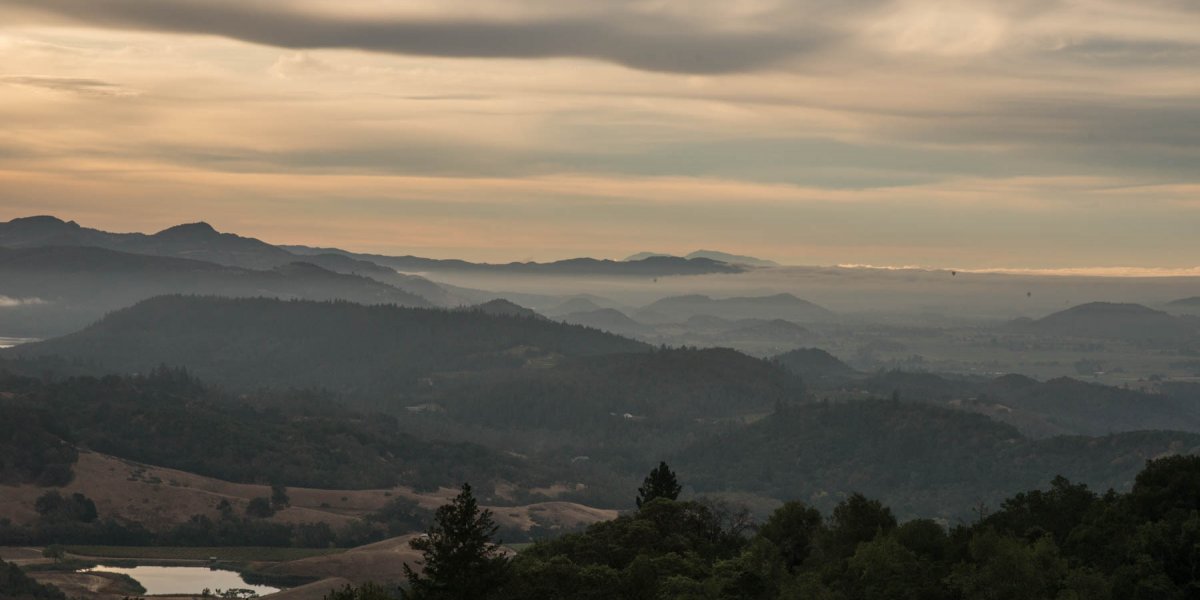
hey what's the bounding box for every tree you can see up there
[245,497,275,519]
[42,545,65,562]
[636,462,682,508]
[403,483,509,599]
[825,493,897,559]
[948,529,1066,600]
[757,501,823,572]
[271,484,290,510]
[34,491,97,524]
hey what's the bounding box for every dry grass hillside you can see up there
[0,450,617,534]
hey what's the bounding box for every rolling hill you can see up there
[1019,302,1200,344]
[558,308,651,337]
[772,347,860,385]
[6,295,648,402]
[859,370,1200,438]
[681,399,1200,520]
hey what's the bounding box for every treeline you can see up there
[0,404,76,486]
[0,367,545,492]
[0,490,431,549]
[352,456,1200,600]
[681,399,1200,520]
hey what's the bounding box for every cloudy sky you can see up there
[0,0,1197,269]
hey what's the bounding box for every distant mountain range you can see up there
[0,246,431,336]
[0,215,752,336]
[286,246,742,276]
[624,249,779,267]
[1,216,739,280]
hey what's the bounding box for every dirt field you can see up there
[250,534,426,585]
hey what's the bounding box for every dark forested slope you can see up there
[681,399,1200,520]
[8,295,648,402]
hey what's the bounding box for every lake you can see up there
[85,565,280,596]
[0,336,36,348]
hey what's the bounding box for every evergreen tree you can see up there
[403,483,508,600]
[636,461,683,508]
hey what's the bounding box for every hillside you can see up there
[681,399,1200,520]
[860,370,1200,437]
[1021,302,1199,344]
[0,451,612,542]
[0,371,537,491]
[6,295,648,401]
[558,308,650,337]
[773,347,860,385]
[419,348,806,432]
[639,293,835,323]
[0,246,432,336]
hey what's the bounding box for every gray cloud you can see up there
[1,75,136,97]
[0,0,834,74]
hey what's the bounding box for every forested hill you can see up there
[859,370,1200,437]
[681,399,1200,520]
[417,347,806,430]
[8,295,648,402]
[0,370,536,491]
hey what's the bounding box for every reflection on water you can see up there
[0,336,37,349]
[85,565,280,596]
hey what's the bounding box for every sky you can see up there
[0,0,1197,268]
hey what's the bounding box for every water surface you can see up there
[86,565,280,596]
[0,336,36,349]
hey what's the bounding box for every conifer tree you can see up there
[403,483,508,599]
[637,461,683,508]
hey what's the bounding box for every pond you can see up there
[85,565,280,596]
[0,336,37,349]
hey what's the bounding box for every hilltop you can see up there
[1019,301,1199,344]
[772,347,860,385]
[558,308,651,337]
[624,249,779,267]
[6,295,648,402]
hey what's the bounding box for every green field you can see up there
[63,545,345,562]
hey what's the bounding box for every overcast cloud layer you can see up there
[0,0,1197,268]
